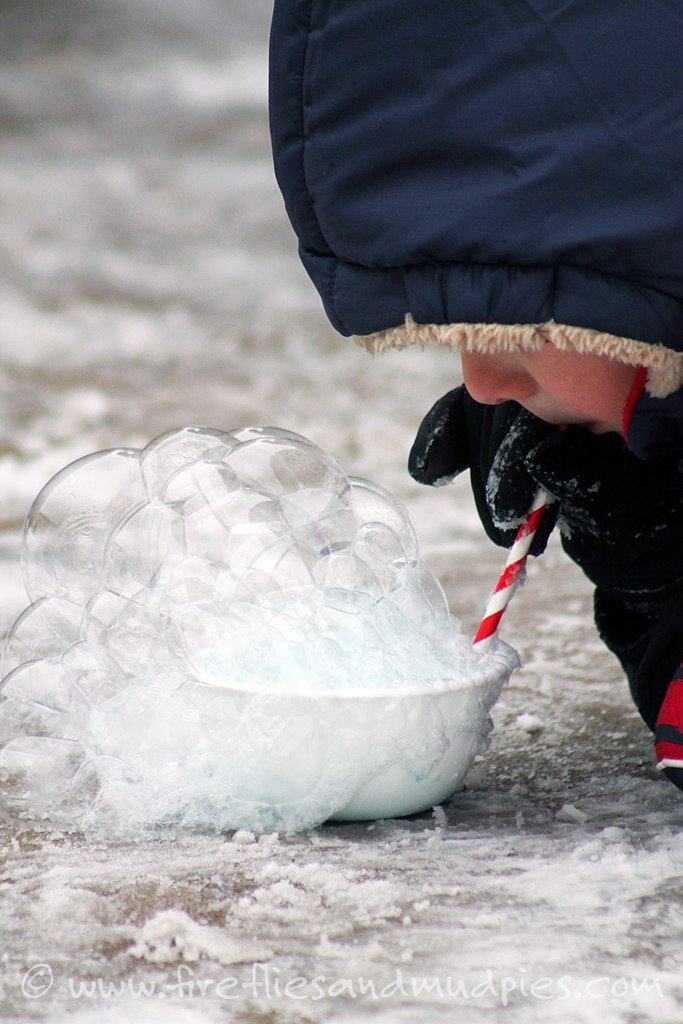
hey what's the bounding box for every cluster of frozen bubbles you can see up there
[0,427,517,833]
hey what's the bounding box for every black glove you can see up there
[409,385,683,609]
[408,385,559,555]
[525,427,683,612]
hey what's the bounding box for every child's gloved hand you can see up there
[408,385,559,555]
[525,427,683,611]
[410,385,683,608]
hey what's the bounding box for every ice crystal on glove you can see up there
[0,427,517,833]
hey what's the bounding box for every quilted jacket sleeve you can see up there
[594,590,683,786]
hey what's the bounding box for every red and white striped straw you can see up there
[472,488,549,654]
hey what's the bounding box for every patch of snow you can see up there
[129,909,272,966]
[515,712,545,733]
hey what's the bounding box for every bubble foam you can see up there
[0,427,517,832]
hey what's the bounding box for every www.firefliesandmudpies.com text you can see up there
[15,963,664,1006]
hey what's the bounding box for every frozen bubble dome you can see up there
[0,426,518,833]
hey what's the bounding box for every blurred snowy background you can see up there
[0,2,681,1022]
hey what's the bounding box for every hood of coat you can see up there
[269,0,683,457]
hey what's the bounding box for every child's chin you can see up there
[583,421,618,435]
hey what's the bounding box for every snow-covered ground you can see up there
[0,2,682,1021]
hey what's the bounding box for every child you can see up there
[268,1,683,787]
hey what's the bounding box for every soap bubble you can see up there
[0,426,517,833]
[104,501,187,599]
[23,449,145,605]
[1,597,83,677]
[140,427,236,497]
[347,476,419,565]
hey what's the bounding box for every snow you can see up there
[1,1,682,1021]
[515,712,545,734]
[129,909,272,965]
[555,802,588,824]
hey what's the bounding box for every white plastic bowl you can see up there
[193,645,516,824]
[331,681,498,821]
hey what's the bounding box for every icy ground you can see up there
[0,2,682,1022]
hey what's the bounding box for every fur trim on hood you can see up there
[354,315,683,399]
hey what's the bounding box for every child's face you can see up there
[460,345,638,435]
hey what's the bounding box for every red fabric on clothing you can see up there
[622,365,648,439]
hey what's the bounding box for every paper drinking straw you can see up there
[472,488,549,653]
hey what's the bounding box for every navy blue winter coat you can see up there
[269,0,683,456]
